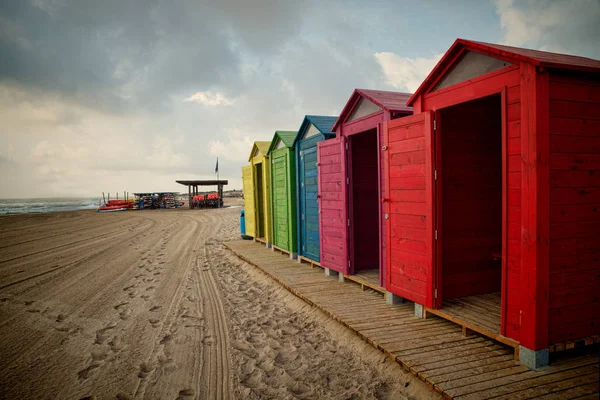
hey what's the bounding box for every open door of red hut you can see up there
[383,111,438,308]
[317,137,348,274]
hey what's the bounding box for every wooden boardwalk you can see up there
[225,240,599,400]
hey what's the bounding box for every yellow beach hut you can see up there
[242,141,272,247]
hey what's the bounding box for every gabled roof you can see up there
[332,89,413,131]
[267,130,297,154]
[248,141,271,162]
[407,38,600,106]
[293,115,337,147]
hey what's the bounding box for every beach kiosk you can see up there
[293,115,337,265]
[268,131,299,258]
[317,89,412,293]
[243,141,273,247]
[383,38,600,368]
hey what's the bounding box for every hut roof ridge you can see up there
[332,89,413,131]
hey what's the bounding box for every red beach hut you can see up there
[317,89,412,292]
[382,38,600,368]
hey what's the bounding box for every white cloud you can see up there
[145,136,188,168]
[374,52,442,93]
[208,129,254,163]
[494,0,559,47]
[183,91,234,106]
[494,0,600,58]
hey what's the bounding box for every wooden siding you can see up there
[548,70,600,344]
[505,77,522,342]
[439,97,503,300]
[384,112,434,307]
[317,137,347,273]
[251,154,272,244]
[298,135,322,262]
[242,165,256,237]
[271,151,290,250]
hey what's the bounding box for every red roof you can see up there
[407,38,600,106]
[332,89,413,131]
[467,40,600,72]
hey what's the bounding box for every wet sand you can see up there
[0,199,438,399]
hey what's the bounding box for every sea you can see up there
[0,197,102,215]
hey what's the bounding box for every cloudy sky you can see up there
[1,0,599,198]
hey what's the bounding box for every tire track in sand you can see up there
[196,238,233,400]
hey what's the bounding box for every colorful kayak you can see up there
[98,205,128,212]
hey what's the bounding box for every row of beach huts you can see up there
[240,38,600,369]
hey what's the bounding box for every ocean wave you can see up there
[0,198,102,215]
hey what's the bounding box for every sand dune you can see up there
[0,200,437,399]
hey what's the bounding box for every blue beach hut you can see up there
[293,115,337,264]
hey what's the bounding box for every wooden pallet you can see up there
[271,244,291,257]
[223,240,600,399]
[550,336,600,353]
[424,306,520,356]
[343,271,385,295]
[298,255,322,269]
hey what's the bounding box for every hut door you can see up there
[299,146,320,261]
[242,165,256,237]
[383,111,437,308]
[317,137,348,274]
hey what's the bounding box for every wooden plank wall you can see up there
[548,70,600,344]
[385,113,432,307]
[318,138,347,272]
[350,130,380,271]
[505,77,522,341]
[440,97,502,299]
[242,165,256,237]
[272,153,289,249]
[298,136,321,261]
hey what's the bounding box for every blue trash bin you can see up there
[240,209,252,240]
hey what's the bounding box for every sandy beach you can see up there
[0,199,438,400]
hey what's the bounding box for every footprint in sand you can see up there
[114,302,128,311]
[95,322,117,344]
[109,335,124,352]
[141,294,151,301]
[91,350,108,362]
[149,305,162,312]
[137,361,154,379]
[24,300,35,306]
[77,364,100,381]
[118,308,132,320]
[176,388,195,399]
[149,318,160,328]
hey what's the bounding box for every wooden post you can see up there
[519,63,550,353]
[102,192,106,205]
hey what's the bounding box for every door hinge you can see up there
[345,142,349,150]
[434,170,437,180]
[348,261,351,269]
[433,119,437,131]
[346,177,349,185]
[435,288,438,298]
[347,219,350,227]
[435,230,438,240]
[302,213,305,220]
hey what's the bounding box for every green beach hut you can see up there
[268,130,298,259]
